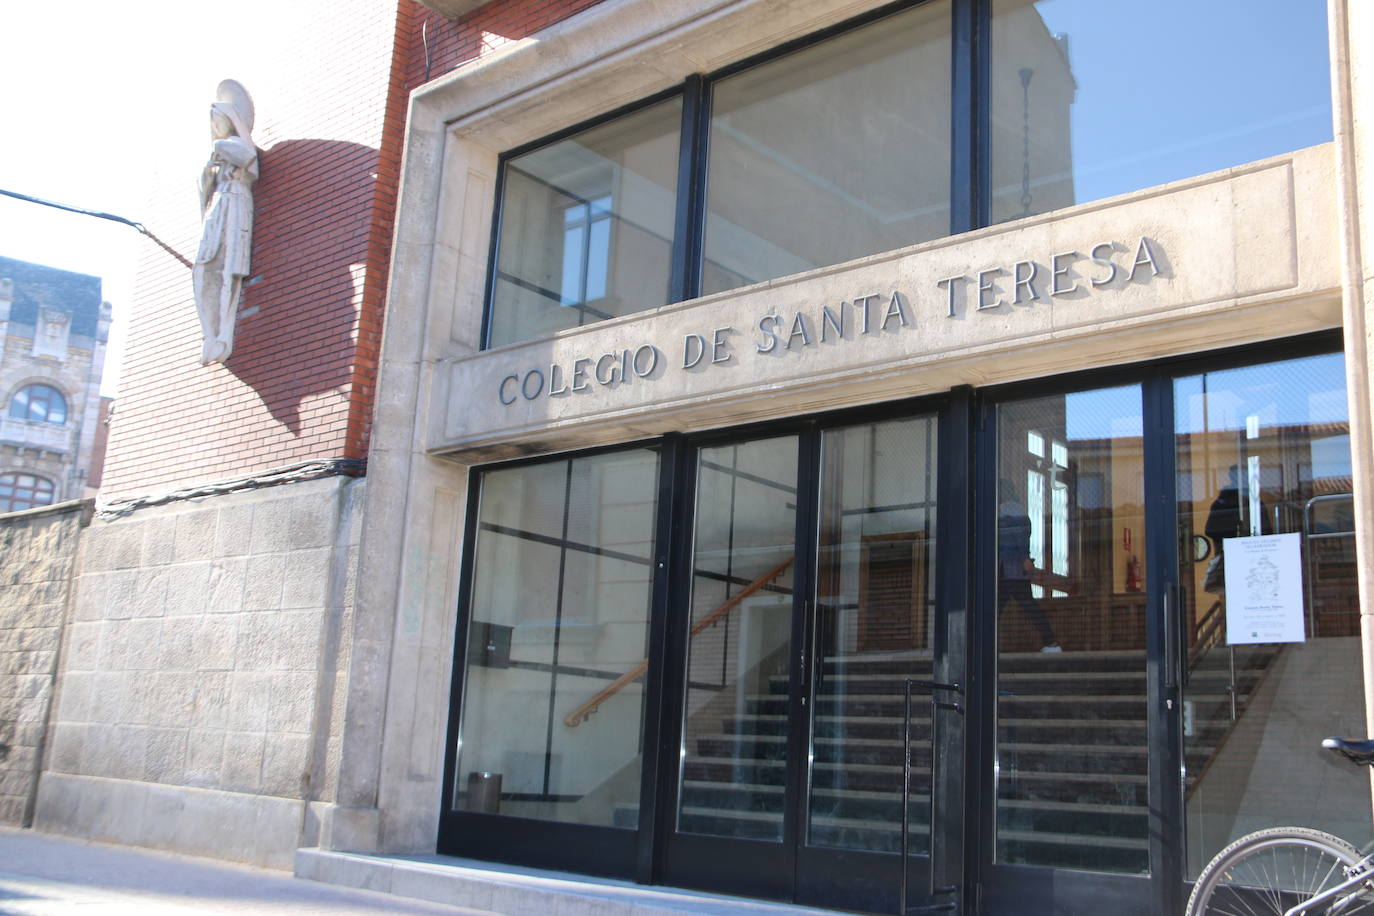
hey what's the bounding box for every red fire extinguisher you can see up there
[1126,553,1143,593]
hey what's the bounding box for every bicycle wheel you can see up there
[1187,826,1373,915]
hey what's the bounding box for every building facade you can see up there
[0,257,110,510]
[12,0,1374,915]
[361,1,1374,914]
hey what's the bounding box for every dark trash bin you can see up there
[466,771,502,813]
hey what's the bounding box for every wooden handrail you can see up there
[1188,598,1225,672]
[563,555,794,727]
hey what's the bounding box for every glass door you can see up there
[441,338,1363,913]
[666,433,803,899]
[978,381,1159,912]
[798,413,954,913]
[973,340,1365,915]
[1175,352,1371,880]
[662,407,964,913]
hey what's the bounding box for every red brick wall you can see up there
[102,0,610,498]
[402,0,607,88]
[101,2,412,497]
[86,397,112,490]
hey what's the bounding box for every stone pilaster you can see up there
[1331,0,1374,759]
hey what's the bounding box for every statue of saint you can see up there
[193,79,258,364]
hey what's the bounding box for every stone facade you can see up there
[0,499,90,827]
[343,1,1350,866]
[33,475,362,868]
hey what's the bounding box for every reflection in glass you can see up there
[678,437,798,841]
[1177,353,1369,877]
[454,448,660,828]
[994,385,1149,873]
[488,98,682,347]
[702,1,951,296]
[990,0,1331,224]
[808,417,938,853]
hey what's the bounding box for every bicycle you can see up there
[1186,737,1374,915]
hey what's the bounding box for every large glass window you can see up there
[701,1,951,296]
[990,0,1332,224]
[483,1,1332,348]
[453,447,661,828]
[486,98,683,349]
[1176,352,1369,877]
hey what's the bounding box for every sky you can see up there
[0,2,289,396]
[1024,0,1331,205]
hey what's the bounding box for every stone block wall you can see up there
[34,475,363,868]
[0,499,90,827]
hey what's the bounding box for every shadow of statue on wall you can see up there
[224,137,387,439]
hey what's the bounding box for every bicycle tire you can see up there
[1187,826,1372,915]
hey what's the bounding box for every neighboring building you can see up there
[0,257,111,508]
[4,1,1374,915]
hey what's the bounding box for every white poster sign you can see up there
[1224,532,1305,645]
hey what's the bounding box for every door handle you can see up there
[901,679,963,914]
[1164,585,1184,710]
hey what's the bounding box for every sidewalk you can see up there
[0,827,493,915]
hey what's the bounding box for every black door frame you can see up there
[653,419,812,902]
[967,332,1345,916]
[439,332,1345,914]
[968,365,1173,915]
[654,392,973,914]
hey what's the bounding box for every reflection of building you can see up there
[988,0,1077,222]
[6,1,1374,915]
[0,256,111,509]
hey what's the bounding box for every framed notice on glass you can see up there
[1224,533,1305,645]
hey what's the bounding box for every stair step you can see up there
[998,828,1149,851]
[684,759,929,793]
[296,849,858,916]
[722,714,1160,745]
[675,640,1279,872]
[1000,770,1148,806]
[674,791,1147,854]
[746,694,1149,718]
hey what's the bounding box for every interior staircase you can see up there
[662,644,1280,872]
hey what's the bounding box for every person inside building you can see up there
[999,479,1061,652]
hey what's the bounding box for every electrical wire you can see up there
[0,187,192,270]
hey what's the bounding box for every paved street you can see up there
[0,827,491,915]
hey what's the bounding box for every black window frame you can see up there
[478,0,1335,353]
[9,383,68,426]
[479,0,984,351]
[439,437,676,880]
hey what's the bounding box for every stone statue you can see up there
[193,79,258,365]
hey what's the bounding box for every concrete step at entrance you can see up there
[296,849,857,916]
